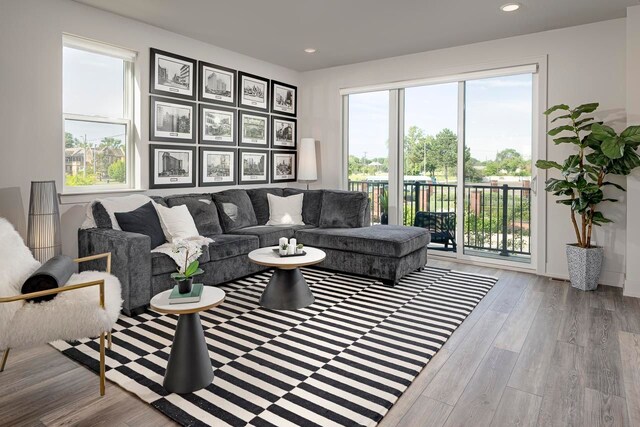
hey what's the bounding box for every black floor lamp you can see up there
[27,180,61,263]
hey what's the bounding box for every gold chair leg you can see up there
[0,348,9,372]
[99,333,105,396]
[107,331,112,350]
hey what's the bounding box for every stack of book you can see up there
[168,283,203,304]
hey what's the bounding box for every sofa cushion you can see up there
[295,225,430,258]
[246,188,284,225]
[319,190,368,228]
[164,194,223,236]
[114,201,166,249]
[208,234,259,261]
[283,188,323,226]
[151,244,211,276]
[266,193,304,226]
[213,189,258,232]
[231,225,300,247]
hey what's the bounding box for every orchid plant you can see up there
[170,240,204,282]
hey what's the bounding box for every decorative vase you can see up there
[178,277,193,294]
[565,244,603,291]
[381,212,389,225]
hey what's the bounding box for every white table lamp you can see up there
[298,138,317,189]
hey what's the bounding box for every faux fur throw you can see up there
[151,236,214,269]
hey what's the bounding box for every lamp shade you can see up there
[298,138,317,182]
[27,180,61,263]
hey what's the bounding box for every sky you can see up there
[63,46,127,146]
[348,73,533,163]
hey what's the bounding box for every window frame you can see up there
[62,35,136,194]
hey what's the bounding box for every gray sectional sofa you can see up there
[79,188,430,315]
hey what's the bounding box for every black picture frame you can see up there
[271,150,297,183]
[149,96,196,144]
[237,71,269,112]
[238,148,269,185]
[149,144,196,189]
[271,116,297,149]
[198,61,236,107]
[238,110,270,148]
[199,104,236,146]
[149,48,197,101]
[198,146,237,187]
[270,80,297,117]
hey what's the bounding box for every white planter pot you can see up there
[565,244,603,291]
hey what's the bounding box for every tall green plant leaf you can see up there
[591,123,616,141]
[602,137,625,159]
[544,104,570,115]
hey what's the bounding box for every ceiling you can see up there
[74,0,638,71]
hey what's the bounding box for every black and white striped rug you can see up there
[52,266,497,426]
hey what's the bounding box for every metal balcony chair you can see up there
[414,211,457,251]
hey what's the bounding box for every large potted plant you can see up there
[536,103,640,290]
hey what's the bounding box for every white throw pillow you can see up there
[266,193,305,226]
[154,203,200,241]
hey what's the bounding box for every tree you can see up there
[404,126,438,176]
[484,148,530,176]
[99,137,123,150]
[431,129,458,182]
[65,132,79,148]
[108,159,126,183]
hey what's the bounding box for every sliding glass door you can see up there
[343,66,538,268]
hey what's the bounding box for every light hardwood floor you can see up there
[1,259,639,427]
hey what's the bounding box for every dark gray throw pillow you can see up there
[246,188,284,225]
[22,255,75,303]
[114,201,166,248]
[212,189,258,232]
[319,190,368,228]
[165,194,223,236]
[283,188,323,226]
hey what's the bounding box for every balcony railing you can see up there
[348,180,531,257]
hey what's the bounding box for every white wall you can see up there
[299,19,628,287]
[0,0,300,256]
[625,6,640,297]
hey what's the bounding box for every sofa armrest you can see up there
[363,199,371,227]
[78,228,151,315]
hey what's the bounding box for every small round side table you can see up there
[150,286,225,394]
[248,246,326,310]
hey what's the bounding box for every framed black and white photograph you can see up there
[150,48,196,100]
[238,71,269,112]
[238,149,269,184]
[271,116,297,149]
[150,96,196,143]
[271,150,297,183]
[270,80,297,117]
[199,147,236,186]
[199,104,235,145]
[199,61,236,106]
[238,110,269,147]
[149,144,196,189]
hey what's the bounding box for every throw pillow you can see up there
[114,201,166,248]
[165,194,223,236]
[212,189,258,232]
[154,203,200,242]
[319,190,368,228]
[21,255,75,303]
[266,193,304,226]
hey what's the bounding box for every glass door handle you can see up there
[531,175,537,195]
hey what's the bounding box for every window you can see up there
[342,64,539,267]
[63,35,136,191]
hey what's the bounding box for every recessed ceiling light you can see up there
[304,48,317,54]
[500,3,521,12]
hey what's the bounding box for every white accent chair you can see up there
[0,218,122,396]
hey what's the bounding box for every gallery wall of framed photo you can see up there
[148,48,298,190]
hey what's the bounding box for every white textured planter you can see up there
[565,244,603,291]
